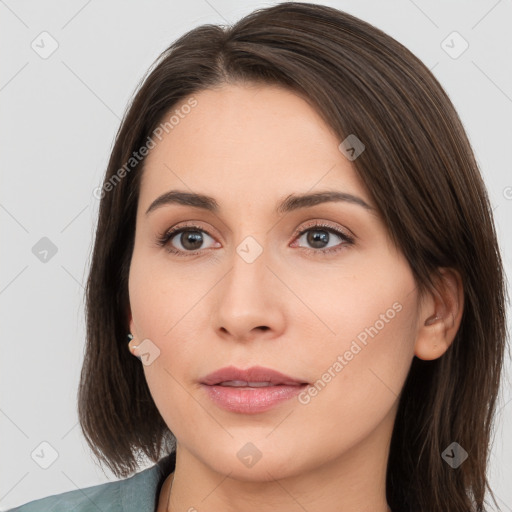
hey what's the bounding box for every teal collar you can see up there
[120,451,176,512]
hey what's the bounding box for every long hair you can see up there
[78,3,508,511]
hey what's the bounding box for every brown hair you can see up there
[78,3,508,510]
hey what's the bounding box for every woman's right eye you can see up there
[155,225,218,256]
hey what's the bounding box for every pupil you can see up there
[308,230,328,248]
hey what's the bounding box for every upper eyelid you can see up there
[295,220,355,239]
[164,220,353,243]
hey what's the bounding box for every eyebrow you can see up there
[145,189,375,216]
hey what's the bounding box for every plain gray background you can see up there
[1,0,511,510]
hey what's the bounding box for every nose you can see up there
[213,238,286,343]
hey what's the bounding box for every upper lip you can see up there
[201,365,308,386]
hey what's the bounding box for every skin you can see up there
[127,83,463,512]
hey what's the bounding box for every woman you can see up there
[8,2,507,511]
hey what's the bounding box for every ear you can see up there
[414,267,464,361]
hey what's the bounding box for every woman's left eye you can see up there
[292,224,354,255]
[155,222,354,257]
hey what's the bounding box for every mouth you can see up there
[200,365,308,387]
[216,380,302,387]
[200,365,309,414]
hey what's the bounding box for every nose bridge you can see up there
[225,232,271,304]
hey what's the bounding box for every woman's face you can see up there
[128,83,421,481]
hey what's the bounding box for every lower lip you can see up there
[201,383,308,414]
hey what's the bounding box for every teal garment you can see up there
[6,451,176,512]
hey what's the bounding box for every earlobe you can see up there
[128,316,136,340]
[126,308,137,341]
[414,268,464,361]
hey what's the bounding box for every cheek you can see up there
[127,250,210,418]
[128,247,194,337]
[292,247,418,378]
[296,261,418,418]
[287,248,417,350]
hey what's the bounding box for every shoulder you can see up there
[5,452,176,512]
[5,478,123,512]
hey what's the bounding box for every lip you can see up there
[200,365,309,414]
[201,365,306,386]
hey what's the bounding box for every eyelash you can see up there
[155,221,355,257]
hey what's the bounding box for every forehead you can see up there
[138,83,370,213]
